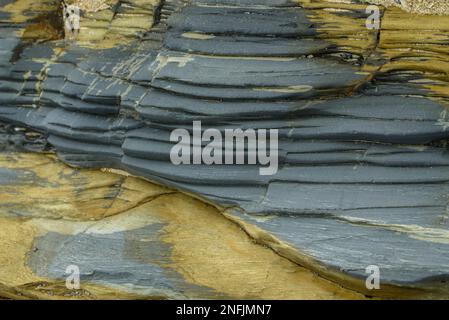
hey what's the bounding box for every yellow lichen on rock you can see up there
[0,217,44,288]
[2,0,56,23]
[298,0,449,101]
[0,153,172,221]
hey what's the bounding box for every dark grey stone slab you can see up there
[167,5,316,36]
[231,210,449,286]
[191,0,297,7]
[28,225,215,298]
[164,31,333,57]
[152,51,367,98]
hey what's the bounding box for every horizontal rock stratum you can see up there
[1,0,449,299]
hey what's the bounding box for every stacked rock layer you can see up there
[1,0,449,298]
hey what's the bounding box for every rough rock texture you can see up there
[364,0,449,15]
[0,152,363,299]
[1,0,449,298]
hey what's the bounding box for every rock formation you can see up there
[365,0,449,15]
[1,0,449,299]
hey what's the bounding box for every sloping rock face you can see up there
[1,0,449,298]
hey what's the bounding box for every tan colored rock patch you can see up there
[363,0,449,15]
[67,0,111,12]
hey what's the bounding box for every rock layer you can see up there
[0,152,364,299]
[1,0,449,298]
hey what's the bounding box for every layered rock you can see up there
[1,0,449,298]
[0,152,363,299]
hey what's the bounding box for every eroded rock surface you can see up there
[1,0,449,298]
[0,152,364,299]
